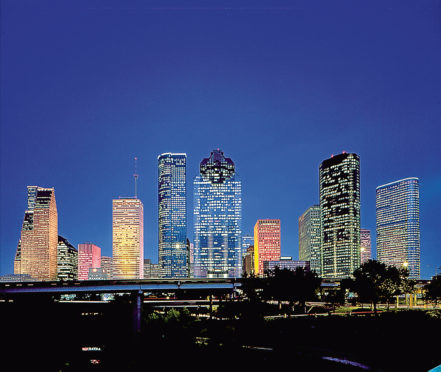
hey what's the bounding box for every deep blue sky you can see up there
[1,0,440,278]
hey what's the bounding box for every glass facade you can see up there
[320,153,360,279]
[298,205,321,276]
[193,149,242,278]
[57,235,78,281]
[18,186,58,281]
[376,178,420,279]
[360,228,372,265]
[254,219,281,276]
[158,153,188,278]
[112,198,144,279]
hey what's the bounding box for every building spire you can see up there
[133,156,139,198]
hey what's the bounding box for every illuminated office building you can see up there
[78,243,101,280]
[57,236,78,281]
[241,235,254,260]
[193,149,242,278]
[298,205,321,276]
[158,153,188,278]
[144,259,161,279]
[17,186,58,281]
[376,178,420,279]
[320,153,360,279]
[242,246,254,277]
[254,219,281,276]
[112,198,144,279]
[101,256,112,280]
[263,257,310,276]
[360,229,372,265]
[14,240,22,275]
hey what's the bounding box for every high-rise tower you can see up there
[254,219,281,276]
[299,205,321,276]
[112,198,144,279]
[17,186,58,281]
[376,178,420,279]
[57,236,78,281]
[320,153,360,279]
[158,153,188,278]
[193,149,242,278]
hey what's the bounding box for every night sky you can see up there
[1,0,440,278]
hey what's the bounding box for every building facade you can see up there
[376,178,420,279]
[57,236,78,281]
[144,259,161,279]
[101,256,112,280]
[112,198,144,279]
[298,205,321,276]
[254,219,281,276]
[320,153,360,279]
[241,235,254,261]
[16,186,58,281]
[360,229,372,265]
[193,149,242,278]
[263,258,310,276]
[78,243,101,281]
[158,153,188,278]
[242,245,254,277]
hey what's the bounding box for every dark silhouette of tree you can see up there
[265,267,321,314]
[349,259,413,313]
[425,274,441,308]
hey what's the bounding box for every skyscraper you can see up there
[17,186,58,281]
[299,205,321,276]
[57,236,78,281]
[101,256,112,279]
[241,234,254,260]
[254,219,281,276]
[112,198,144,279]
[360,229,372,265]
[193,149,242,278]
[78,243,101,281]
[376,178,420,279]
[320,153,360,279]
[158,153,188,278]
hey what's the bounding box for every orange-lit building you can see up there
[254,219,281,276]
[16,186,58,281]
[78,243,101,280]
[112,197,144,279]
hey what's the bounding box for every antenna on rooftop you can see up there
[133,156,139,198]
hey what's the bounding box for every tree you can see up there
[265,266,321,315]
[425,274,441,308]
[349,260,413,313]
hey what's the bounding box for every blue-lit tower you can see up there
[376,178,420,279]
[158,153,188,278]
[193,149,242,278]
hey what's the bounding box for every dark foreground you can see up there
[2,297,441,371]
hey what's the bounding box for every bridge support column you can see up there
[134,290,142,334]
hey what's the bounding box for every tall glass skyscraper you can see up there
[193,149,242,278]
[15,186,58,281]
[299,205,321,276]
[158,153,188,278]
[320,153,360,279]
[112,197,144,279]
[376,178,420,279]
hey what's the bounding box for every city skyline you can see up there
[1,1,440,279]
